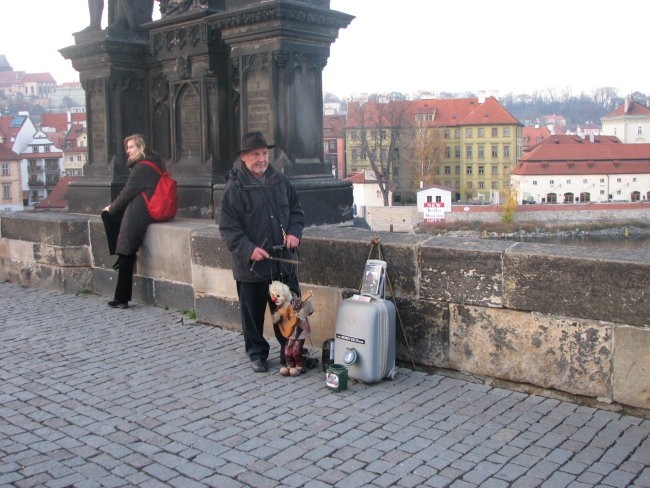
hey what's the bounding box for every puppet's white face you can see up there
[269,281,291,308]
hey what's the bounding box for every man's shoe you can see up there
[251,359,268,372]
[108,299,128,309]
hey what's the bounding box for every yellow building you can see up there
[345,96,523,203]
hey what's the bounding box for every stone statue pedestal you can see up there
[60,0,354,225]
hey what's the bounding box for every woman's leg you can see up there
[113,254,136,303]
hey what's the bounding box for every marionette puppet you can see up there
[269,281,314,376]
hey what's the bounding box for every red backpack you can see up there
[138,160,178,222]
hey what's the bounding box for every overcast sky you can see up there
[1,1,645,99]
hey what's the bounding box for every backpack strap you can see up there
[138,159,163,176]
[138,159,163,205]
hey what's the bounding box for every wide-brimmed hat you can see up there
[239,132,275,153]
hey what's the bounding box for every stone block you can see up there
[195,294,241,331]
[190,225,231,269]
[396,298,449,368]
[34,244,91,267]
[192,264,237,299]
[153,279,195,312]
[1,238,34,262]
[449,305,612,399]
[504,243,650,327]
[613,326,650,409]
[139,221,202,283]
[300,226,426,294]
[18,263,93,295]
[421,236,511,307]
[0,212,90,246]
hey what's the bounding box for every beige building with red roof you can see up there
[511,142,650,204]
[601,98,650,144]
[0,144,23,211]
[345,96,522,203]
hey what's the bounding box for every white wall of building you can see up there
[512,173,650,203]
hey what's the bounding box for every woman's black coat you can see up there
[219,160,305,283]
[107,156,162,255]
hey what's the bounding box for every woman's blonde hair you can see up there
[123,133,147,162]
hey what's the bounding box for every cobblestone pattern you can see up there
[1,281,650,488]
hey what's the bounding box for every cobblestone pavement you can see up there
[1,281,650,488]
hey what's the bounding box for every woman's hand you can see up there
[102,205,110,212]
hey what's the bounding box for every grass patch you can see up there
[180,309,197,320]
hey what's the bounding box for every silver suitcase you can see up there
[334,260,397,383]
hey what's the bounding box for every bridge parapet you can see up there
[1,211,648,413]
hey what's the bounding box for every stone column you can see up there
[210,0,355,225]
[60,29,153,214]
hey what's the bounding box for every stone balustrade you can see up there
[1,211,649,414]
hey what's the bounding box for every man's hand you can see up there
[250,246,270,262]
[285,234,300,249]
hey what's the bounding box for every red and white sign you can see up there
[423,202,445,222]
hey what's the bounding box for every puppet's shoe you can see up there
[289,367,302,377]
[279,366,290,376]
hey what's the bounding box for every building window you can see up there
[465,128,472,138]
[477,145,484,159]
[503,145,510,158]
[444,129,450,139]
[478,128,485,138]
[478,181,484,189]
[445,146,451,158]
[503,127,510,137]
[466,181,473,189]
[465,145,473,158]
[351,149,358,161]
[583,179,588,184]
[478,166,484,175]
[600,178,605,183]
[550,180,555,185]
[444,166,451,174]
[2,184,10,199]
[532,180,537,185]
[617,178,622,183]
[491,127,498,137]
[454,146,461,158]
[466,166,473,175]
[491,145,498,158]
[566,179,571,184]
[491,165,498,175]
[455,165,460,175]
[491,181,498,189]
[1,164,8,176]
[454,128,461,138]
[638,126,643,135]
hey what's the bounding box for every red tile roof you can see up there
[522,142,650,162]
[323,115,346,137]
[34,176,81,210]
[347,96,521,128]
[458,96,520,125]
[23,73,56,83]
[511,160,650,176]
[0,145,20,160]
[605,99,650,117]
[512,143,650,176]
[522,126,551,149]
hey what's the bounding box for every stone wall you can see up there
[364,203,650,231]
[1,211,649,413]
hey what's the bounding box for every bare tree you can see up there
[347,95,412,206]
[592,87,619,111]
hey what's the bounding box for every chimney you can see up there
[624,97,630,113]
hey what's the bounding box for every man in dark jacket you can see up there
[219,132,305,373]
